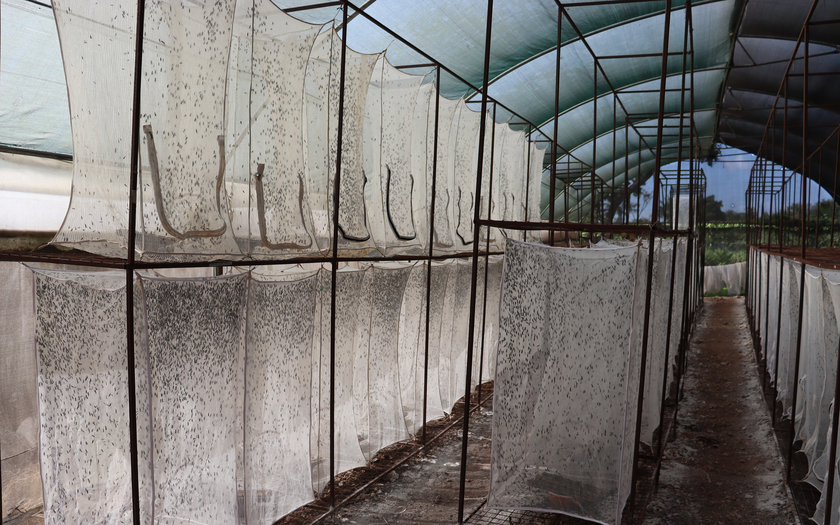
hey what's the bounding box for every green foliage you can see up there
[704,246,746,266]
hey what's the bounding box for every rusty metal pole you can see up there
[457,1,493,521]
[630,0,672,509]
[328,4,350,509]
[125,3,147,524]
[549,6,562,244]
[421,66,442,446]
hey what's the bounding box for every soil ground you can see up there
[643,297,798,524]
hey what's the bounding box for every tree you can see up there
[705,194,726,221]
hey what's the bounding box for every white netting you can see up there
[765,255,782,386]
[1,263,40,521]
[33,269,144,524]
[452,101,481,250]
[640,240,675,445]
[703,262,746,296]
[0,262,42,521]
[305,29,379,254]
[227,0,323,257]
[138,274,247,524]
[49,1,137,257]
[526,142,546,244]
[411,82,435,254]
[49,2,534,261]
[398,262,440,436]
[432,96,461,252]
[438,259,474,413]
[364,57,425,254]
[245,273,318,522]
[310,266,367,493]
[777,259,802,420]
[794,267,830,491]
[489,240,641,525]
[813,268,840,524]
[354,263,412,461]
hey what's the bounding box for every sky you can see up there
[636,144,826,220]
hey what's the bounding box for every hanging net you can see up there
[489,240,642,525]
[1,263,41,521]
[33,268,143,524]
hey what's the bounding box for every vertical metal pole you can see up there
[631,0,672,508]
[612,95,617,225]
[591,60,598,230]
[823,332,840,525]
[457,1,493,521]
[802,22,809,260]
[421,66,442,446]
[549,6,562,244]
[787,262,807,480]
[831,132,839,248]
[625,118,630,225]
[477,102,497,408]
[657,10,691,478]
[329,5,350,509]
[125,2,146,523]
[525,125,532,225]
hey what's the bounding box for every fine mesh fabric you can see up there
[227,0,323,257]
[310,267,367,493]
[0,263,41,521]
[245,272,317,522]
[354,263,412,460]
[136,0,241,259]
[526,143,546,244]
[432,96,461,252]
[49,1,537,260]
[778,259,802,420]
[138,274,247,524]
[489,240,641,525]
[305,29,379,252]
[49,1,137,257]
[365,57,425,254]
[33,269,145,524]
[640,239,674,445]
[813,268,840,524]
[452,100,481,249]
[765,255,782,385]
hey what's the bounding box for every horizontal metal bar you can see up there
[0,144,73,162]
[598,51,688,59]
[0,249,507,270]
[395,63,436,69]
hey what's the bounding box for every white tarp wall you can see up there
[489,240,642,525]
[703,261,745,295]
[47,0,540,261]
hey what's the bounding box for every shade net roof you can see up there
[2,0,837,223]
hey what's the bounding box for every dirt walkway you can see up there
[644,297,798,524]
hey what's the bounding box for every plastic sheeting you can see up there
[703,261,746,295]
[489,240,642,525]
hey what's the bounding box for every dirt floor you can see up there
[643,297,798,525]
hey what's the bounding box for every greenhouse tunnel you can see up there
[1,0,840,524]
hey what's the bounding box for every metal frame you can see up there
[0,1,708,524]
